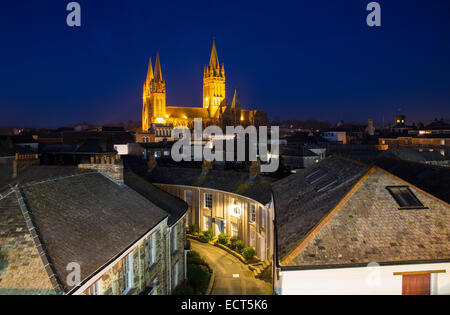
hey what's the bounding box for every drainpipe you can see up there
[168,226,172,294]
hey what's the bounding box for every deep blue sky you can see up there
[1,0,450,127]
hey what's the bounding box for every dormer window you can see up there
[386,186,427,210]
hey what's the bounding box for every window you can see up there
[260,208,266,229]
[250,205,256,223]
[203,216,212,231]
[164,150,170,156]
[230,199,241,217]
[231,222,238,237]
[441,140,445,146]
[204,193,213,210]
[172,225,177,252]
[149,233,156,267]
[149,278,158,295]
[250,229,256,248]
[86,281,100,295]
[174,262,179,288]
[216,219,225,235]
[386,186,426,209]
[123,254,134,293]
[184,190,193,207]
[154,151,161,158]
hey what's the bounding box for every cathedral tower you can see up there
[203,41,225,117]
[142,53,167,131]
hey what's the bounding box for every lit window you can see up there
[184,190,193,206]
[230,199,241,217]
[250,229,256,248]
[174,262,180,288]
[123,254,134,293]
[204,193,213,210]
[86,281,101,295]
[231,222,238,237]
[260,208,266,229]
[203,216,212,231]
[250,205,256,223]
[149,278,158,295]
[441,140,445,146]
[149,233,156,267]
[172,225,177,252]
[386,186,426,209]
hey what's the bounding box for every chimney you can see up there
[366,119,375,136]
[13,153,40,178]
[78,154,124,184]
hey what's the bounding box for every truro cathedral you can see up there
[140,41,267,135]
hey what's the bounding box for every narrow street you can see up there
[191,240,271,295]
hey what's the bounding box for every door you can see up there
[215,219,225,235]
[259,235,266,261]
[402,274,431,295]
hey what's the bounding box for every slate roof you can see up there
[273,156,450,268]
[374,158,450,204]
[2,172,168,293]
[148,166,274,205]
[280,146,319,157]
[273,157,370,262]
[0,165,82,194]
[123,170,188,226]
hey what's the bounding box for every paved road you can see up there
[191,240,271,295]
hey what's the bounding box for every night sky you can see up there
[1,0,450,127]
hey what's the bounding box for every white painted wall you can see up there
[277,262,450,295]
[114,143,144,156]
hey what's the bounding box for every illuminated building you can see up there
[141,41,267,133]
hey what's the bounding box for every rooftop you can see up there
[273,156,450,268]
[147,166,274,205]
[1,172,169,293]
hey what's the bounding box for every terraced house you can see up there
[0,155,188,295]
[146,164,275,263]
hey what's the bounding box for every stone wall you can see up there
[78,155,123,184]
[82,220,169,295]
[170,217,186,290]
[12,154,40,178]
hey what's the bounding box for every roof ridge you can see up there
[375,165,450,208]
[280,166,376,266]
[0,188,14,200]
[15,170,97,189]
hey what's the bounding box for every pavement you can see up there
[190,240,271,295]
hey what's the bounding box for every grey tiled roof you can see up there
[124,170,188,226]
[274,156,450,268]
[272,157,370,261]
[16,172,168,292]
[148,167,274,205]
[0,165,83,194]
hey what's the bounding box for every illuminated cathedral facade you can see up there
[141,41,267,132]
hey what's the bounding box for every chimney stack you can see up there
[78,154,124,184]
[12,153,40,178]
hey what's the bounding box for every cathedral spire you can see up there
[154,52,163,82]
[209,40,220,70]
[146,57,154,84]
[231,89,240,109]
